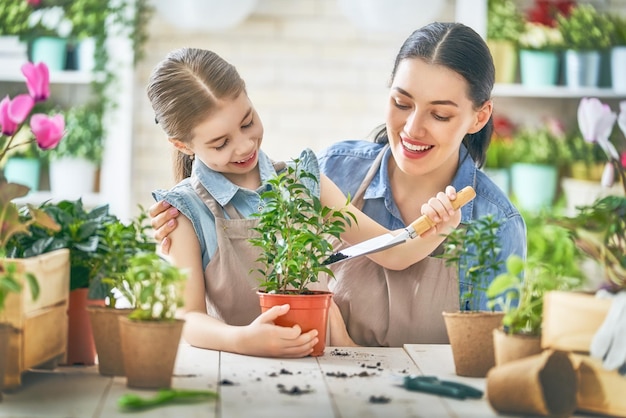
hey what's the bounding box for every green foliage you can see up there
[439,214,504,311]
[485,137,514,169]
[610,14,626,46]
[0,1,32,36]
[553,195,626,291]
[5,201,155,300]
[119,252,186,321]
[487,0,525,42]
[557,4,614,50]
[0,261,39,314]
[510,126,566,166]
[486,255,578,336]
[249,160,356,294]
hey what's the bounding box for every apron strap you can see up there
[352,144,388,209]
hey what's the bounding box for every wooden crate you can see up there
[0,249,70,389]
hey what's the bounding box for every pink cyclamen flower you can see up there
[26,0,41,5]
[0,94,34,136]
[30,113,65,149]
[577,97,619,160]
[618,101,626,139]
[21,62,50,102]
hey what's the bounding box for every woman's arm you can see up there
[320,175,461,271]
[168,214,320,358]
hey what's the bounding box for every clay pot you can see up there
[487,350,577,417]
[258,291,332,356]
[493,328,542,366]
[87,306,133,376]
[442,311,504,377]
[118,317,185,389]
[65,288,105,366]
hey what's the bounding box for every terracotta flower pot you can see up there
[442,311,505,377]
[87,306,133,376]
[493,328,542,366]
[118,317,185,389]
[66,288,105,366]
[257,291,332,356]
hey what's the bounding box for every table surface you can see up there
[0,344,586,418]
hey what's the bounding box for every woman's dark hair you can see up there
[147,48,246,181]
[374,22,495,168]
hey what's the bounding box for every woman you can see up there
[147,47,462,358]
[150,23,526,347]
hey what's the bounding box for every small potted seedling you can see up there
[117,252,187,389]
[249,158,355,356]
[438,214,506,377]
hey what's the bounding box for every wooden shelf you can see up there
[493,84,626,99]
[0,68,94,84]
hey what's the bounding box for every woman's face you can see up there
[173,92,264,185]
[385,58,491,180]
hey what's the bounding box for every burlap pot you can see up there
[118,317,184,389]
[87,306,133,376]
[487,350,577,417]
[493,328,542,366]
[442,311,504,377]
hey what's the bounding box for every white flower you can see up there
[28,6,72,38]
[519,23,563,50]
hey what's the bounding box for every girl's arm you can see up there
[320,175,460,271]
[168,214,319,358]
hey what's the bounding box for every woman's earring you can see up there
[189,154,195,161]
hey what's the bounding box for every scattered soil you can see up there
[277,383,313,395]
[369,395,391,404]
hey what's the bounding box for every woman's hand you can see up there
[148,200,180,254]
[419,185,462,238]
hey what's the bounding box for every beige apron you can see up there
[329,146,459,346]
[191,173,267,326]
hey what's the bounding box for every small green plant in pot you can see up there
[438,214,507,378]
[487,255,580,365]
[249,158,355,356]
[117,252,187,389]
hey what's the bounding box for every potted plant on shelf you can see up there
[117,252,187,389]
[509,118,567,212]
[609,13,626,92]
[45,103,104,198]
[249,158,355,357]
[518,21,564,87]
[486,0,525,84]
[0,61,68,390]
[556,3,614,88]
[87,209,156,377]
[484,114,516,195]
[438,214,506,377]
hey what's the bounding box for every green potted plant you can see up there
[117,252,187,389]
[248,159,355,357]
[486,255,579,366]
[486,0,525,84]
[86,209,155,377]
[609,13,626,91]
[509,121,566,212]
[438,214,506,377]
[46,104,104,197]
[518,21,564,87]
[556,4,614,87]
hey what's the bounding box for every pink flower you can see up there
[577,98,619,160]
[0,94,35,136]
[30,114,65,149]
[26,0,41,5]
[21,62,50,102]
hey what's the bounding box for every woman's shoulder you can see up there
[473,170,521,219]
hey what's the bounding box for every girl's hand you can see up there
[148,200,180,255]
[419,185,462,238]
[239,304,319,358]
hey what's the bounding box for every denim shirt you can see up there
[317,140,527,311]
[152,149,321,270]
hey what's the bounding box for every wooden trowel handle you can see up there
[407,186,477,237]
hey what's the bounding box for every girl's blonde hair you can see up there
[147,48,246,181]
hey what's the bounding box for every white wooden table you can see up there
[0,344,573,417]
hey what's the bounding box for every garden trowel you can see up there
[322,186,476,265]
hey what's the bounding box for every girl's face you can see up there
[385,58,491,181]
[173,92,264,186]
